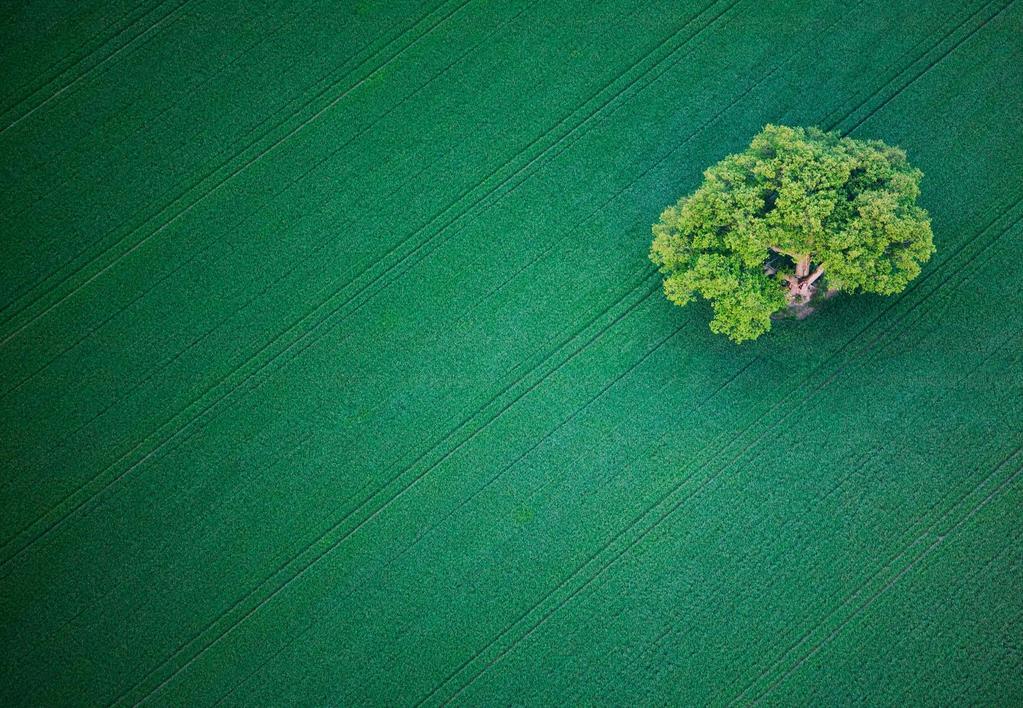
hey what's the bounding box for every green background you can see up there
[1,0,1021,704]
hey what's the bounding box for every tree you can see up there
[649,125,935,343]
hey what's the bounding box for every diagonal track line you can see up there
[0,0,727,342]
[843,0,1015,134]
[0,0,196,134]
[0,1,530,404]
[2,0,312,229]
[0,0,462,336]
[418,179,1023,708]
[883,525,1023,706]
[0,0,491,562]
[380,319,697,575]
[0,0,166,119]
[449,349,1023,706]
[0,0,444,322]
[697,332,1023,704]
[21,29,789,687]
[0,146,452,469]
[0,0,737,568]
[717,251,1023,697]
[108,48,818,699]
[820,0,1002,131]
[115,279,661,706]
[101,15,796,673]
[463,203,1023,704]
[416,1,1023,691]
[4,429,317,673]
[749,445,1023,704]
[147,284,679,706]
[28,263,650,687]
[210,319,697,706]
[0,0,720,433]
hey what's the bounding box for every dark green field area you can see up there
[1,0,1022,704]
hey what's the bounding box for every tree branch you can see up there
[805,264,825,286]
[769,246,800,259]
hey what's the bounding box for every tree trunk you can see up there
[794,254,811,279]
[784,254,823,309]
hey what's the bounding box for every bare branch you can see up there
[805,264,825,286]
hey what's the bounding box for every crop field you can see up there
[1,0,1022,705]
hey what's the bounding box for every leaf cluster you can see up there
[650,125,935,342]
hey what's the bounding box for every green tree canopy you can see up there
[650,125,935,342]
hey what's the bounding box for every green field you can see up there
[1,0,1022,704]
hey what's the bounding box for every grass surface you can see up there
[1,0,1022,704]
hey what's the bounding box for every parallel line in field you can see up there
[0,0,460,335]
[292,0,747,351]
[155,37,819,691]
[614,434,823,690]
[201,0,761,517]
[15,0,1014,699]
[0,147,449,468]
[614,438,872,699]
[0,0,432,322]
[0,0,736,567]
[409,3,958,694]
[0,0,326,402]
[4,0,310,228]
[6,0,1014,703]
[378,320,707,578]
[210,299,692,707]
[422,194,1023,705]
[844,0,1014,133]
[0,0,165,118]
[601,212,1023,705]
[699,194,1023,703]
[817,451,875,504]
[345,62,810,581]
[749,443,1023,704]
[0,0,725,344]
[0,250,194,404]
[728,208,1023,693]
[879,503,1023,705]
[0,1,528,404]
[294,283,661,573]
[209,317,703,708]
[320,275,659,567]
[386,0,878,479]
[197,0,741,394]
[35,262,649,685]
[24,260,642,703]
[593,47,1023,671]
[51,29,783,684]
[873,208,1023,357]
[0,0,480,565]
[116,278,662,706]
[114,11,781,662]
[0,0,196,135]
[707,331,1023,704]
[7,429,318,672]
[820,0,1000,131]
[441,48,780,342]
[883,487,1023,703]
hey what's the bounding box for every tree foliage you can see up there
[650,125,935,342]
